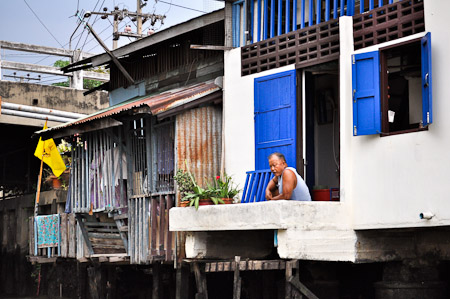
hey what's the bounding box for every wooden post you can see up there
[176,264,189,299]
[193,262,208,299]
[152,263,163,299]
[233,256,241,299]
[285,260,293,299]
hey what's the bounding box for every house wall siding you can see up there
[175,105,223,193]
[348,1,450,229]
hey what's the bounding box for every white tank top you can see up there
[278,167,311,201]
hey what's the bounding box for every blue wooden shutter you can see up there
[352,51,381,136]
[421,32,432,126]
[254,70,296,169]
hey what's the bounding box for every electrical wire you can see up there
[157,1,207,13]
[23,0,65,48]
[79,0,107,53]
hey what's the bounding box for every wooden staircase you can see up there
[76,213,128,256]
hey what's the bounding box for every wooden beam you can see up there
[193,263,208,299]
[190,45,233,51]
[75,214,95,255]
[152,263,163,299]
[233,256,241,299]
[176,264,190,299]
[287,275,319,299]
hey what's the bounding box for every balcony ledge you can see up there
[170,200,350,232]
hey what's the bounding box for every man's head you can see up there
[268,152,287,176]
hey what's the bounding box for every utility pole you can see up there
[137,0,142,36]
[83,1,165,50]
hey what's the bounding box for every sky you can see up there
[0,0,224,85]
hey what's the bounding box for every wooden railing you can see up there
[233,0,399,47]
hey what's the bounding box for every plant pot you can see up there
[221,198,234,204]
[199,198,214,206]
[179,201,190,207]
[51,177,61,189]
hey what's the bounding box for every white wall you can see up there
[223,49,294,191]
[344,1,450,229]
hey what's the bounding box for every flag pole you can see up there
[34,119,47,216]
[34,158,44,216]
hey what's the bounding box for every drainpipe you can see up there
[1,102,85,119]
[1,109,75,123]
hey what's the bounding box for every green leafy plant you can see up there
[209,174,240,202]
[174,169,195,199]
[174,162,240,210]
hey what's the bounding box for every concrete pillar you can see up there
[71,50,83,90]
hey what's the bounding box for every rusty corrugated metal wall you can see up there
[175,105,222,189]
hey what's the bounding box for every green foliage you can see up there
[51,59,108,89]
[174,161,240,210]
[209,173,240,199]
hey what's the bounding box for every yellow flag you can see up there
[34,121,66,177]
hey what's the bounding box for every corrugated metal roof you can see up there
[36,80,221,136]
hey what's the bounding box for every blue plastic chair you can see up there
[241,169,273,203]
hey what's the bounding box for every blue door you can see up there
[254,70,296,170]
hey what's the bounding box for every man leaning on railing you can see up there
[265,152,311,201]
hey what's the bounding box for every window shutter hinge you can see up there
[354,126,357,135]
[352,55,355,64]
[427,112,430,124]
[353,89,356,102]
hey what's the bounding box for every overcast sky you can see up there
[0,0,224,85]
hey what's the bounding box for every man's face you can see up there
[268,156,287,177]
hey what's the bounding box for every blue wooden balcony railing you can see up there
[232,0,397,47]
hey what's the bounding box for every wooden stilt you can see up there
[288,261,319,299]
[233,256,241,299]
[152,263,163,299]
[285,260,293,299]
[176,264,189,299]
[193,262,208,299]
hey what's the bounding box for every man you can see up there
[265,152,311,201]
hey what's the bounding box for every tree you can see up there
[52,60,108,89]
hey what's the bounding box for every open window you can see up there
[352,32,432,136]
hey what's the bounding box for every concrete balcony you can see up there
[170,200,357,262]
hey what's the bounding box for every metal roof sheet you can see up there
[35,80,221,136]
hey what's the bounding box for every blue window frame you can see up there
[352,32,432,136]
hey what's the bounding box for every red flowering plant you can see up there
[208,173,240,202]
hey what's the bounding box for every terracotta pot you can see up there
[221,198,234,204]
[179,201,190,207]
[199,198,214,206]
[52,177,61,189]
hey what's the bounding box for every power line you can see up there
[23,0,65,48]
[80,0,107,53]
[156,1,207,13]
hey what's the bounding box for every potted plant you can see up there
[174,169,195,207]
[209,174,240,205]
[174,163,241,209]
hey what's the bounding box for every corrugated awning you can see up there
[35,80,222,139]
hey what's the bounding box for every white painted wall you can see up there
[345,1,450,229]
[223,49,295,193]
[223,1,450,231]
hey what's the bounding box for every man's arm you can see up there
[265,177,279,200]
[268,169,297,200]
